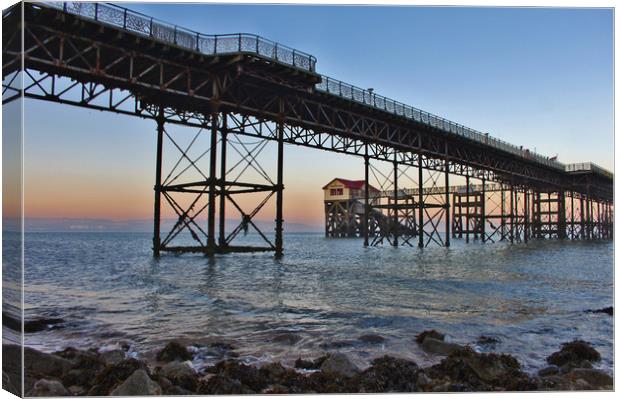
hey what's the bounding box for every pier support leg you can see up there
[500,185,506,241]
[510,184,514,243]
[465,175,470,244]
[219,115,228,248]
[570,192,575,239]
[444,157,450,247]
[275,122,284,256]
[481,177,486,243]
[524,189,529,243]
[364,154,370,247]
[153,106,165,257]
[393,159,399,247]
[418,154,424,248]
[558,190,566,239]
[207,113,218,254]
[580,196,586,239]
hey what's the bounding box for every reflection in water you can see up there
[15,231,614,373]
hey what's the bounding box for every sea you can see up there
[2,231,614,374]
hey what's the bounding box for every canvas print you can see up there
[1,1,614,396]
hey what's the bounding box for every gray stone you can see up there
[101,349,125,366]
[567,368,613,389]
[110,369,162,396]
[320,353,360,377]
[538,365,559,377]
[160,361,195,380]
[421,337,464,356]
[24,347,72,378]
[26,379,69,397]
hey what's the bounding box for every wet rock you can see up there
[421,337,465,356]
[427,347,537,391]
[586,307,613,316]
[26,379,69,397]
[156,341,192,362]
[476,335,500,345]
[294,355,328,370]
[271,333,302,345]
[2,312,64,333]
[546,340,601,369]
[538,365,559,377]
[415,329,445,344]
[203,360,265,392]
[101,349,125,366]
[197,374,255,395]
[565,368,613,389]
[67,385,87,396]
[24,347,73,379]
[88,358,148,395]
[358,334,386,344]
[210,341,236,351]
[262,383,290,394]
[416,371,432,388]
[55,347,106,387]
[320,353,360,378]
[358,355,418,392]
[110,369,162,396]
[158,361,198,391]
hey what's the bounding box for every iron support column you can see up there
[580,196,585,239]
[275,121,284,256]
[558,190,566,239]
[465,175,470,243]
[444,156,450,247]
[207,113,218,253]
[153,106,165,257]
[393,159,398,247]
[500,184,506,240]
[481,177,486,243]
[218,114,227,247]
[524,189,529,243]
[510,184,514,243]
[418,154,424,248]
[570,192,575,239]
[363,153,370,247]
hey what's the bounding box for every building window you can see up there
[330,188,343,196]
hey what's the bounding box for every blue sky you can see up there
[22,3,613,225]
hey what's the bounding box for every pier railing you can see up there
[46,2,317,72]
[565,162,613,179]
[316,77,565,171]
[45,2,587,174]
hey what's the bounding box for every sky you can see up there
[11,3,614,231]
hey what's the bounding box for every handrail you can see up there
[45,2,317,73]
[42,2,608,176]
[316,76,566,171]
[565,162,613,179]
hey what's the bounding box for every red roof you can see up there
[322,178,380,192]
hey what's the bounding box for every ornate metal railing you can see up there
[42,2,580,173]
[316,76,566,171]
[45,2,317,72]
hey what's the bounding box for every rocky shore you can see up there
[3,328,613,395]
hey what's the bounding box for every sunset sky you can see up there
[11,3,614,230]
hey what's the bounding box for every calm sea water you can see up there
[6,232,615,373]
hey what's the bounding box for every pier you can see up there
[3,2,613,255]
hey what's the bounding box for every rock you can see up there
[158,360,199,390]
[24,347,73,378]
[110,369,162,396]
[476,335,500,345]
[538,365,559,377]
[26,379,69,396]
[271,333,302,345]
[565,368,613,389]
[294,355,328,370]
[54,347,107,387]
[320,353,360,378]
[67,385,87,396]
[358,334,386,344]
[416,371,432,388]
[101,349,125,366]
[586,307,613,316]
[415,329,445,344]
[546,340,601,368]
[358,355,418,392]
[87,358,148,395]
[421,337,465,356]
[156,341,192,362]
[426,347,537,391]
